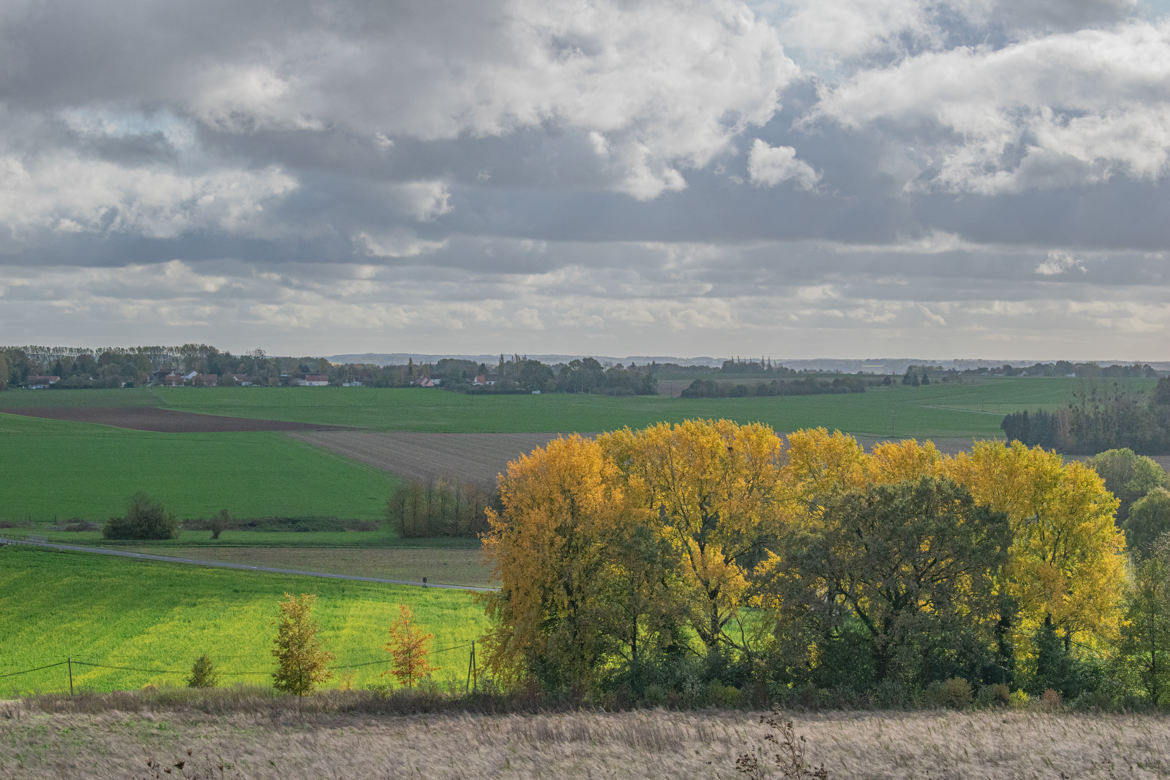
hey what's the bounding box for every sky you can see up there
[1,0,1168,361]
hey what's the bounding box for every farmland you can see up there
[0,412,393,524]
[145,379,1114,436]
[7,376,1148,438]
[0,546,486,696]
[289,430,567,486]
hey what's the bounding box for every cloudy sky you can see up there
[2,0,1169,360]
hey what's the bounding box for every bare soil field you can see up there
[290,431,570,485]
[293,430,990,487]
[4,405,347,433]
[2,699,1168,779]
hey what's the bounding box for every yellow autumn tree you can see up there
[867,438,944,485]
[945,440,1126,653]
[482,434,630,693]
[599,419,788,654]
[383,604,438,688]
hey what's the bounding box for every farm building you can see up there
[294,374,330,386]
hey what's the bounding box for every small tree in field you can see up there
[187,653,218,688]
[384,604,439,689]
[209,508,229,540]
[272,593,333,695]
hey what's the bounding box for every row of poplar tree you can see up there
[481,421,1170,708]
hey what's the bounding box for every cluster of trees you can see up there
[0,344,290,388]
[386,478,495,538]
[434,356,657,395]
[187,594,440,695]
[1002,377,1170,453]
[681,376,871,399]
[482,422,1165,708]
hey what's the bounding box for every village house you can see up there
[25,375,60,389]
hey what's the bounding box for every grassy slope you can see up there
[144,378,1154,437]
[0,546,486,695]
[0,413,394,524]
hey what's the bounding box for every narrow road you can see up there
[0,537,497,593]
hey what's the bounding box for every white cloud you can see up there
[1035,250,1087,275]
[0,153,297,239]
[814,20,1170,193]
[747,139,820,190]
[177,0,799,200]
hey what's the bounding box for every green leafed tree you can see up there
[1124,488,1170,558]
[1119,534,1170,705]
[272,593,333,696]
[764,476,1011,689]
[1088,448,1170,523]
[187,654,218,688]
[102,493,178,540]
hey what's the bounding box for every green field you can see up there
[0,546,487,695]
[3,377,1151,438]
[128,378,1152,437]
[0,413,394,524]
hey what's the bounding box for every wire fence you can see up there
[0,641,479,696]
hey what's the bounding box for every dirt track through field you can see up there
[4,405,347,433]
[290,431,571,485]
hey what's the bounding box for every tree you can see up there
[1088,448,1170,523]
[763,476,1010,688]
[1119,534,1170,705]
[1125,488,1170,557]
[945,441,1126,655]
[187,654,218,688]
[383,604,439,689]
[482,435,629,693]
[209,508,229,540]
[272,593,333,695]
[600,420,788,655]
[102,493,178,540]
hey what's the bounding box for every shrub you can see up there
[923,678,972,709]
[102,493,178,540]
[735,709,828,779]
[872,678,915,709]
[703,680,741,709]
[209,509,229,540]
[1040,688,1063,710]
[974,683,1011,708]
[186,654,218,688]
[1009,689,1030,709]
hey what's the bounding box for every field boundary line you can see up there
[0,537,497,592]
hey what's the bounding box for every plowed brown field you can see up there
[5,405,347,433]
[289,430,575,485]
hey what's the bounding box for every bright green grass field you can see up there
[0,546,487,695]
[141,378,1155,437]
[0,413,394,524]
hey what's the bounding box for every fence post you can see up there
[471,641,477,695]
[67,656,74,696]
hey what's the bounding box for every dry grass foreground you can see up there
[2,698,1169,779]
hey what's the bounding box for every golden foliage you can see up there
[383,604,439,688]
